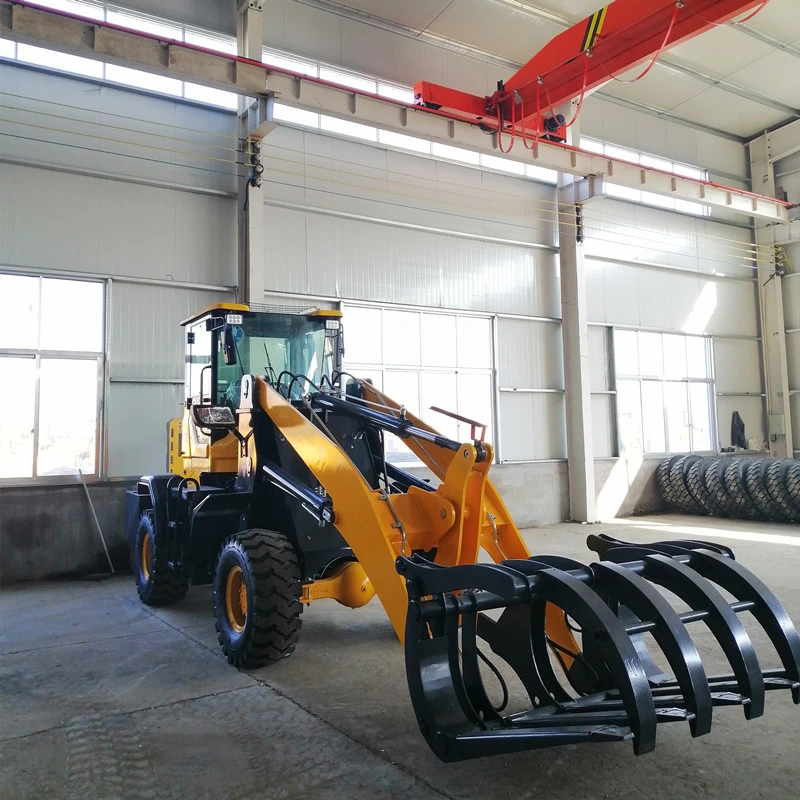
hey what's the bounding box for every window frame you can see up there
[612,327,717,457]
[340,302,497,465]
[0,272,105,485]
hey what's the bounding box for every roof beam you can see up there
[0,0,788,222]
[735,23,800,63]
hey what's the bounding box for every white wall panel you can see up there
[713,339,762,394]
[263,207,559,316]
[261,126,558,247]
[585,259,758,337]
[783,277,800,332]
[584,199,755,277]
[496,319,563,390]
[108,284,230,381]
[589,326,611,392]
[792,395,800,455]
[499,393,567,462]
[0,65,238,195]
[592,395,615,459]
[0,163,236,285]
[107,383,183,477]
[787,337,800,390]
[106,284,231,477]
[578,96,748,181]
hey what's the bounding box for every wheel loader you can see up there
[128,302,800,762]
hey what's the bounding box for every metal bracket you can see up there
[247,95,277,140]
[558,175,604,206]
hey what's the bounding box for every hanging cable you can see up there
[518,81,542,150]
[539,53,591,130]
[686,0,771,27]
[495,95,517,154]
[596,0,682,85]
[733,0,771,23]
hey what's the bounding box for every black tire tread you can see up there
[685,459,716,516]
[744,458,787,522]
[722,458,760,520]
[764,459,797,522]
[785,462,800,516]
[668,455,703,514]
[135,511,189,607]
[656,456,683,509]
[214,529,302,668]
[703,460,735,518]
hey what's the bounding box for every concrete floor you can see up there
[1,515,799,800]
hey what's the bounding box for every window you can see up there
[343,305,494,463]
[0,274,103,480]
[581,137,710,216]
[614,329,715,455]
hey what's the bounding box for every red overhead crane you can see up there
[414,0,769,142]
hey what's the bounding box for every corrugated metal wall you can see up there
[583,197,764,449]
[0,64,238,478]
[0,39,765,510]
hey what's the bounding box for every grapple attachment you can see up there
[397,535,800,762]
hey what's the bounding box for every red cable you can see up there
[597,0,681,84]
[733,0,771,23]
[686,0,771,27]
[518,82,541,150]
[496,97,516,154]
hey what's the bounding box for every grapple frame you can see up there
[399,535,800,762]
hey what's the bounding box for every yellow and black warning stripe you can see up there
[581,5,609,52]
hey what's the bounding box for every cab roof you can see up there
[180,303,249,327]
[180,302,342,326]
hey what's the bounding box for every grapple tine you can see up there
[444,594,484,727]
[459,599,503,722]
[642,554,765,719]
[684,549,800,703]
[592,561,713,737]
[533,569,657,755]
[477,603,573,706]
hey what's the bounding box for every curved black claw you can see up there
[400,538,799,763]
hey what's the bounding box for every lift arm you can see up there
[415,0,767,137]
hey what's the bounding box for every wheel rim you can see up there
[225,565,247,634]
[140,532,151,582]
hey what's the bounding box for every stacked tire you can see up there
[656,455,800,523]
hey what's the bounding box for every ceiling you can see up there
[294,0,800,141]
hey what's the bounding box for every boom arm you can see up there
[415,0,766,137]
[253,377,537,641]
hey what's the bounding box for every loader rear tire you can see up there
[135,511,189,606]
[213,529,303,669]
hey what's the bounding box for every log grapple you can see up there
[400,535,800,761]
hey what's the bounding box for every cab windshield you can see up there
[216,313,328,406]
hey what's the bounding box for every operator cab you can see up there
[181,303,342,418]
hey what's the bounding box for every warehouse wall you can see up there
[0,63,237,582]
[0,3,767,582]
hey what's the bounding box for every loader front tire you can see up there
[213,529,303,668]
[135,511,189,606]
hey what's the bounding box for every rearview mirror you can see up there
[192,405,236,429]
[222,324,237,366]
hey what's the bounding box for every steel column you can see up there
[750,132,793,457]
[557,114,596,522]
[236,0,266,306]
